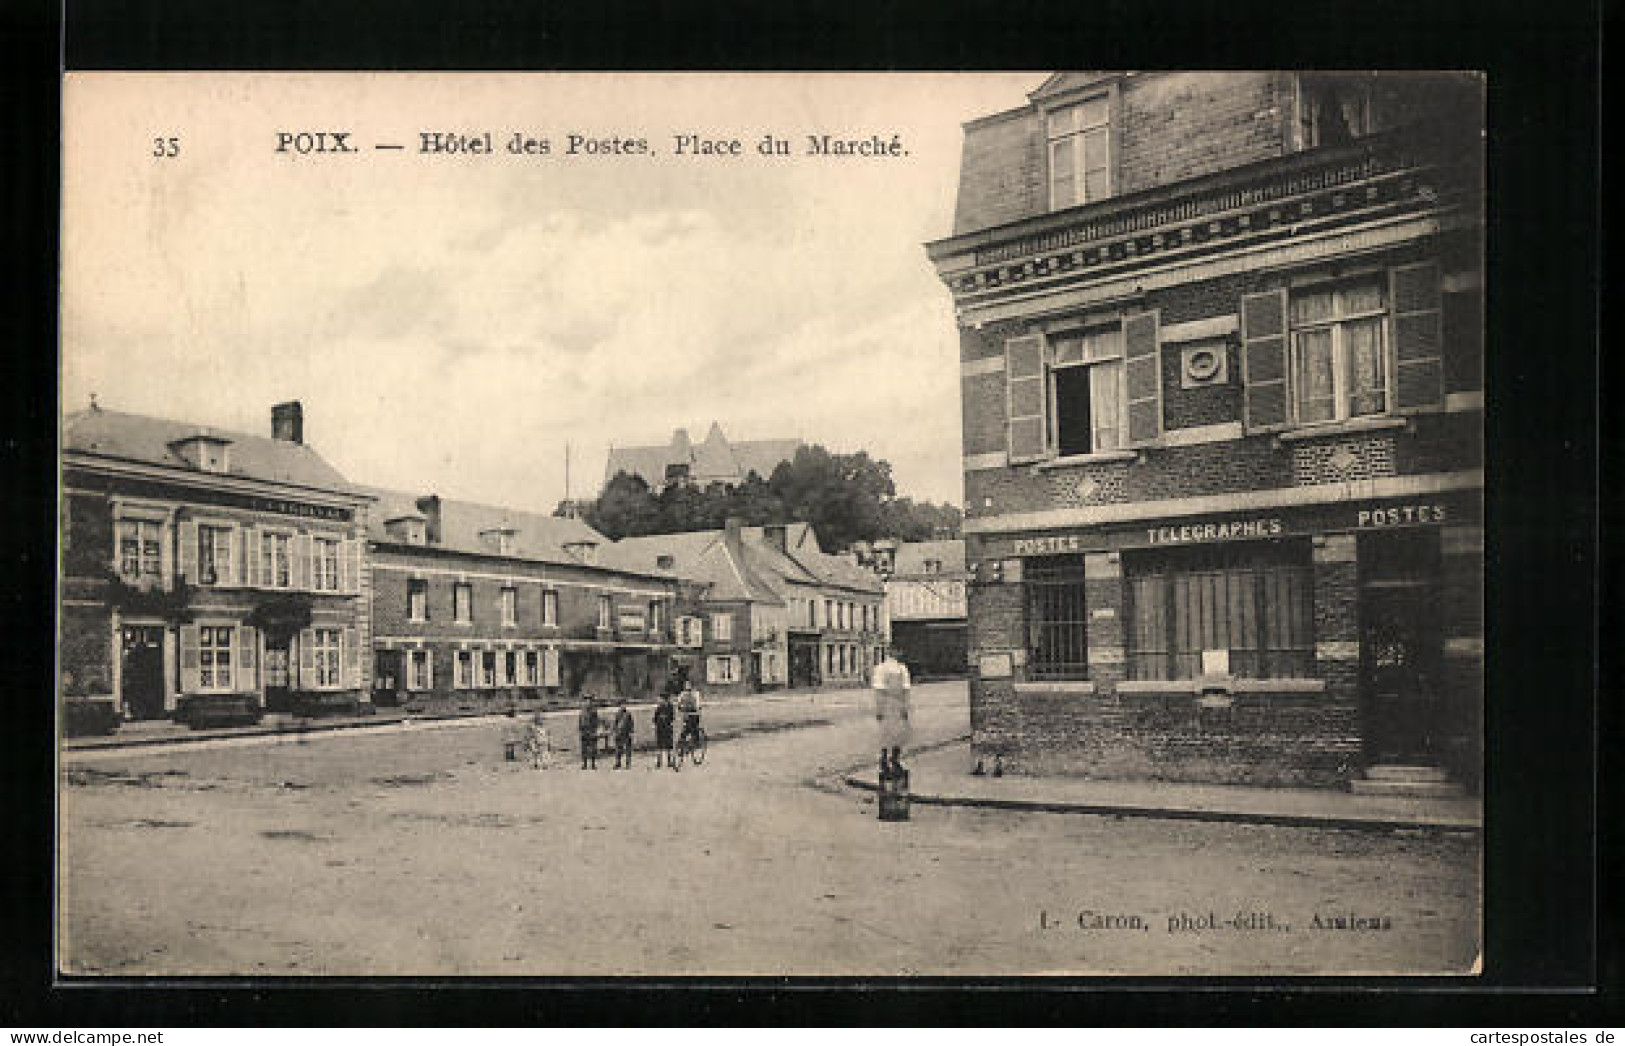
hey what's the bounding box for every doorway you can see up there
[264,637,293,712]
[1358,531,1443,764]
[119,625,166,720]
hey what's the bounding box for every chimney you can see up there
[271,401,304,444]
[415,494,443,544]
[723,516,745,560]
[763,523,788,553]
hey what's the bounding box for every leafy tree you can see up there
[586,471,662,539]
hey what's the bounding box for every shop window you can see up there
[454,583,473,624]
[117,519,163,583]
[311,628,342,689]
[1025,556,1091,681]
[198,625,234,691]
[1290,279,1389,424]
[1051,326,1124,456]
[261,532,293,589]
[1047,94,1111,210]
[1125,542,1314,681]
[408,579,428,622]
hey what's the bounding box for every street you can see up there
[59,681,1479,976]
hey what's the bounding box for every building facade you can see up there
[878,540,969,680]
[366,489,679,711]
[61,402,374,729]
[604,422,803,494]
[928,72,1483,790]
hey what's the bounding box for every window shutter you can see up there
[339,538,354,593]
[1124,310,1163,446]
[179,624,201,694]
[1241,289,1291,432]
[544,647,561,687]
[243,527,259,587]
[424,650,435,691]
[292,533,311,590]
[237,625,258,692]
[177,520,197,583]
[343,627,361,689]
[1391,261,1445,413]
[1005,333,1048,463]
[297,629,315,689]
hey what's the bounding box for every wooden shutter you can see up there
[179,624,201,694]
[177,520,198,583]
[297,628,315,689]
[543,647,561,687]
[424,650,435,691]
[236,625,258,692]
[1241,289,1291,432]
[343,627,361,689]
[1124,310,1163,445]
[348,538,363,593]
[243,527,259,587]
[1391,261,1445,413]
[338,538,353,593]
[1005,333,1048,463]
[291,533,309,589]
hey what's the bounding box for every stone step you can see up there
[1349,777,1467,799]
[1363,764,1452,783]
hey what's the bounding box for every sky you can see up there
[61,73,1041,513]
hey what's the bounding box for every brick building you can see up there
[927,72,1483,791]
[604,422,803,494]
[617,520,885,695]
[60,402,373,730]
[365,489,680,711]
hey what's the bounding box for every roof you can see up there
[63,408,359,495]
[605,422,803,490]
[891,539,967,577]
[362,485,673,582]
[615,521,881,601]
[614,530,773,602]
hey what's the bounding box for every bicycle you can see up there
[674,721,707,768]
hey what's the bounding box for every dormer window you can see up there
[170,434,232,474]
[565,540,599,566]
[924,559,942,574]
[1295,74,1378,151]
[1047,94,1112,211]
[385,515,427,546]
[480,525,516,557]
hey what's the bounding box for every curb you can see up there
[839,775,1482,835]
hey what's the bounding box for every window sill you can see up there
[1274,416,1409,443]
[1036,449,1139,470]
[1116,678,1327,695]
[1014,680,1096,695]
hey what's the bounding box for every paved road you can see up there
[59,681,1479,976]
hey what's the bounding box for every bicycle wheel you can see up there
[690,726,706,766]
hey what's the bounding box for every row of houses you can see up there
[59,401,884,729]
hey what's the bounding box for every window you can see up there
[311,628,342,689]
[408,579,428,622]
[1290,279,1389,424]
[542,589,559,626]
[480,650,497,688]
[312,537,341,591]
[1051,325,1124,456]
[1125,543,1314,681]
[524,650,540,686]
[707,655,739,684]
[409,650,432,691]
[503,651,518,687]
[648,600,663,634]
[500,586,517,626]
[1296,75,1375,150]
[261,532,293,589]
[1047,95,1111,210]
[454,583,473,623]
[711,612,732,643]
[197,524,233,586]
[455,649,473,689]
[198,625,234,691]
[117,519,162,583]
[598,596,613,630]
[678,616,703,647]
[1025,557,1092,681]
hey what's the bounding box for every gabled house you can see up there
[604,422,803,494]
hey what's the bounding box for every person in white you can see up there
[870,647,913,777]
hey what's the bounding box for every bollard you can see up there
[878,766,911,822]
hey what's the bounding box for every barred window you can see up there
[1025,556,1091,681]
[1125,541,1314,681]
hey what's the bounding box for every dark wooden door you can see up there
[264,641,292,712]
[1360,584,1441,763]
[120,626,166,720]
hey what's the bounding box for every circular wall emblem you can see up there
[1186,347,1221,380]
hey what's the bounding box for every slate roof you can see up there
[616,522,881,600]
[891,539,968,577]
[362,485,673,582]
[605,422,803,490]
[614,530,773,602]
[62,408,360,495]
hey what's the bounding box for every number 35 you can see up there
[152,136,180,158]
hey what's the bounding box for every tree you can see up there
[586,471,662,539]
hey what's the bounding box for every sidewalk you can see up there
[844,741,1482,834]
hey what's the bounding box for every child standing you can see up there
[612,702,635,770]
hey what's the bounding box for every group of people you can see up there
[521,679,704,771]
